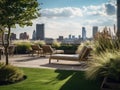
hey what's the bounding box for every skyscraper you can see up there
[93,26,98,38]
[36,24,45,40]
[19,32,29,40]
[82,27,86,41]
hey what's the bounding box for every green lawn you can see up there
[0,67,102,90]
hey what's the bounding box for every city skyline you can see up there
[12,0,116,39]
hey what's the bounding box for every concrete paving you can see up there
[0,54,88,71]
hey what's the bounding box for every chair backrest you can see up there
[41,45,54,54]
[78,46,91,60]
[31,45,41,50]
[8,45,15,55]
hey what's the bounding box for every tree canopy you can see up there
[0,0,40,65]
[0,0,40,27]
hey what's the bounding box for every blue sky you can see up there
[39,0,108,8]
[12,0,116,39]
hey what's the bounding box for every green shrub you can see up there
[56,44,78,50]
[76,41,92,54]
[0,64,24,84]
[33,40,46,47]
[15,43,31,54]
[85,51,120,81]
[52,40,61,48]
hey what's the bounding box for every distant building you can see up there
[32,30,36,40]
[93,26,98,38]
[10,33,17,40]
[72,35,75,39]
[57,36,64,41]
[45,38,54,44]
[82,27,86,41]
[36,24,45,40]
[69,34,72,39]
[78,35,81,39]
[19,32,29,40]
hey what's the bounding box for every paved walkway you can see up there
[0,54,88,71]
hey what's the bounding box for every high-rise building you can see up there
[72,35,75,39]
[93,26,98,38]
[10,33,17,40]
[82,27,86,41]
[58,36,63,41]
[69,34,72,39]
[36,24,45,40]
[19,32,29,40]
[32,30,36,40]
[78,35,81,39]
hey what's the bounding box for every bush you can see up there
[85,51,120,81]
[76,41,92,54]
[56,44,78,50]
[0,64,25,84]
[13,40,46,54]
[52,40,61,48]
[32,40,46,47]
[15,43,31,54]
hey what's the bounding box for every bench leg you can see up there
[57,60,59,62]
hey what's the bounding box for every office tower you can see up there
[32,30,36,40]
[19,32,29,40]
[58,36,63,41]
[72,35,75,39]
[69,34,72,39]
[4,33,17,40]
[10,33,17,40]
[78,35,81,39]
[82,27,86,40]
[93,26,98,38]
[36,24,45,40]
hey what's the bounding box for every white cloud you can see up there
[105,3,116,15]
[83,3,116,16]
[41,7,83,18]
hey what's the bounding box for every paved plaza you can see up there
[0,54,88,71]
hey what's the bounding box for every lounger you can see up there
[49,46,92,64]
[41,45,64,56]
[30,45,43,56]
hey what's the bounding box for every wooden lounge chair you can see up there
[49,46,92,64]
[8,45,16,56]
[41,45,64,56]
[30,45,43,56]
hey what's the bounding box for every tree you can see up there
[0,0,40,65]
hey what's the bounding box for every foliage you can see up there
[32,40,46,47]
[0,0,39,26]
[52,40,61,48]
[0,68,101,90]
[0,0,39,65]
[0,63,24,84]
[16,44,31,54]
[13,40,46,54]
[56,44,78,50]
[76,40,92,54]
[85,51,120,81]
[93,27,120,54]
